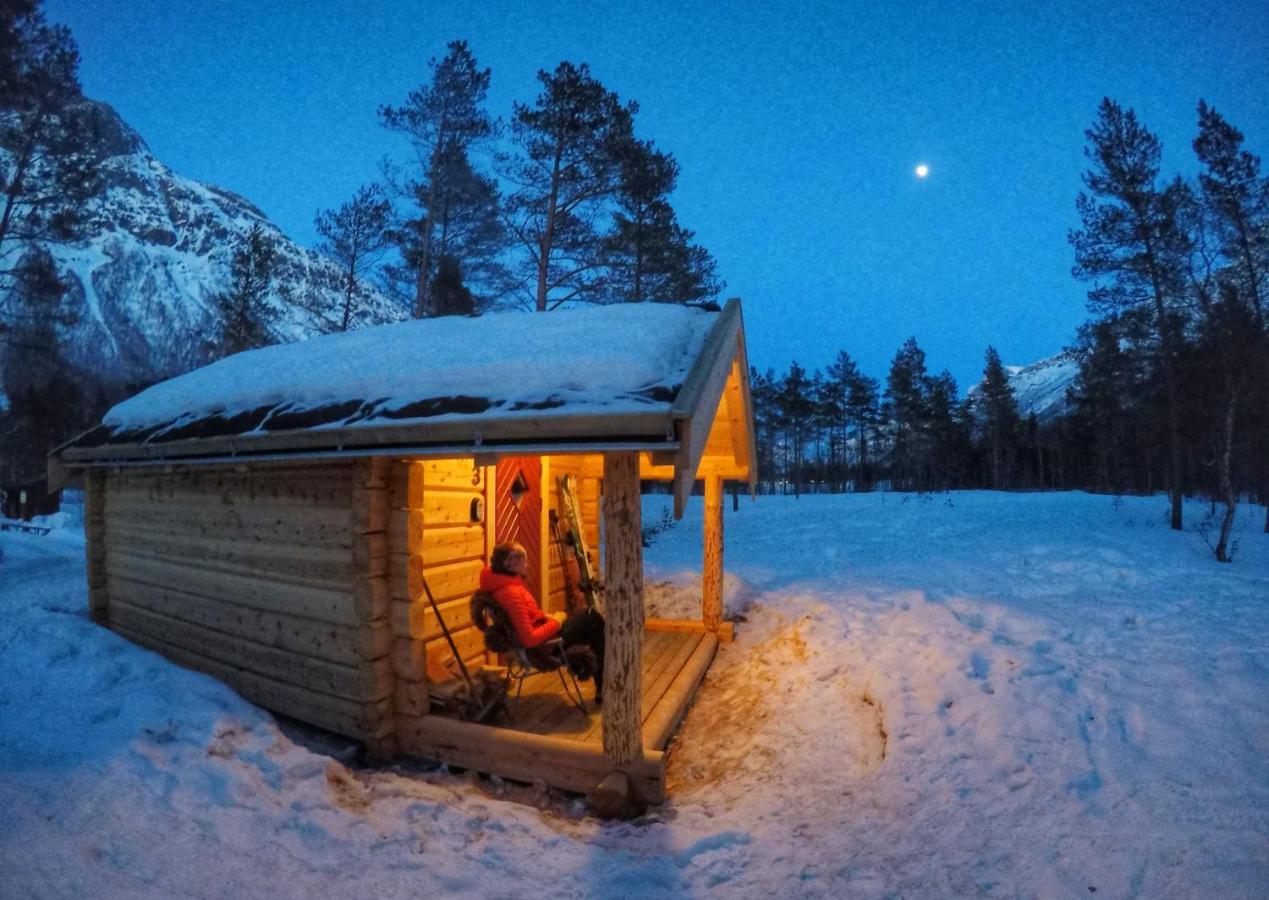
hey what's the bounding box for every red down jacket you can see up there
[478,567,560,648]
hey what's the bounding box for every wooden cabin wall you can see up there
[544,455,602,614]
[387,459,492,720]
[96,461,394,744]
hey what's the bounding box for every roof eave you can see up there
[51,408,676,481]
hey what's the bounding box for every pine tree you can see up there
[1194,284,1260,560]
[826,350,879,491]
[925,370,970,490]
[380,40,501,318]
[886,337,929,490]
[606,138,721,303]
[779,361,816,496]
[846,365,880,492]
[431,254,475,316]
[1193,102,1268,329]
[312,183,391,332]
[501,61,635,311]
[749,366,780,492]
[1070,98,1193,529]
[1193,102,1269,533]
[979,346,1020,489]
[0,0,100,346]
[210,224,277,357]
[1069,321,1130,491]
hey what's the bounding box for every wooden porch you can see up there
[397,621,719,803]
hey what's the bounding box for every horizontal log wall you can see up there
[545,455,602,613]
[388,459,491,719]
[100,461,393,743]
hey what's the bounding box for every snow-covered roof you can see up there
[60,303,736,464]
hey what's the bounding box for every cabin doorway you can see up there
[494,456,542,600]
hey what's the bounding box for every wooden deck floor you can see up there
[495,628,709,747]
[400,622,719,801]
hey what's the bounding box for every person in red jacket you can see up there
[480,541,604,703]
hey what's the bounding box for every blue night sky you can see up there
[46,0,1269,391]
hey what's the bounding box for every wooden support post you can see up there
[601,451,644,769]
[85,469,109,625]
[703,474,723,633]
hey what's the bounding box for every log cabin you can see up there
[49,300,755,808]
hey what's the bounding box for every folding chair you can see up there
[469,592,588,716]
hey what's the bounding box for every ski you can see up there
[555,474,600,609]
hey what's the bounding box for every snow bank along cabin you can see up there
[50,301,755,807]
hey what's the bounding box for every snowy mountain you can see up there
[969,350,1081,423]
[5,100,403,385]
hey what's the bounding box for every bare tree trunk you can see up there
[535,141,564,312]
[1215,395,1238,562]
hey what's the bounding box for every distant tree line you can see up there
[751,98,1268,562]
[748,341,1043,498]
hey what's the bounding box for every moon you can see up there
[915,164,930,179]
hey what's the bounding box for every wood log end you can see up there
[586,771,647,820]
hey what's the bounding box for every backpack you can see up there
[469,590,516,654]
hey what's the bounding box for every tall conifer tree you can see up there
[501,61,635,310]
[381,41,501,318]
[1070,99,1192,529]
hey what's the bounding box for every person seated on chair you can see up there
[479,541,605,703]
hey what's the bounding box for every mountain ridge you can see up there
[4,98,403,389]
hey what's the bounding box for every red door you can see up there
[494,456,542,601]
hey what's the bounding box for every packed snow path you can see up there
[2,492,1266,898]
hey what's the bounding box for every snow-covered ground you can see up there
[2,491,1266,898]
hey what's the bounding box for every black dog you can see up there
[559,607,606,703]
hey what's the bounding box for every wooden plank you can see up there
[105,501,352,547]
[352,578,390,622]
[383,512,482,553]
[104,470,352,510]
[644,633,718,751]
[423,625,486,683]
[397,714,665,802]
[391,637,427,683]
[581,629,685,741]
[108,575,389,664]
[111,601,392,702]
[394,679,430,718]
[669,299,742,517]
[647,617,734,643]
[388,593,474,642]
[111,622,394,740]
[503,675,569,731]
[703,474,723,632]
[415,490,485,528]
[352,485,388,534]
[352,533,388,577]
[639,632,702,719]
[103,528,357,585]
[105,549,359,627]
[601,451,644,767]
[389,461,411,510]
[355,456,388,489]
[393,555,484,605]
[392,459,484,508]
[388,514,485,563]
[558,630,675,742]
